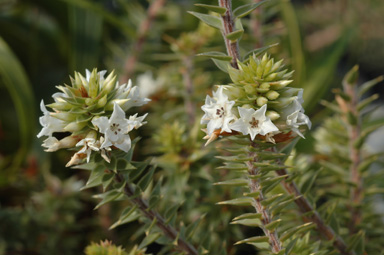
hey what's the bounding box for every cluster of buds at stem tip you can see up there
[37,69,150,166]
[201,54,311,145]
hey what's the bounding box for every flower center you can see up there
[110,123,122,135]
[249,117,259,129]
[216,107,225,118]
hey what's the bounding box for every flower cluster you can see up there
[37,69,149,166]
[201,54,311,144]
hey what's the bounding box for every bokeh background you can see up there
[1,0,383,254]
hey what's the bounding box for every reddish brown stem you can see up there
[275,167,352,255]
[218,0,240,68]
[120,0,166,82]
[342,81,363,234]
[246,150,282,253]
[115,174,198,255]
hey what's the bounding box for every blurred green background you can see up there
[0,0,383,254]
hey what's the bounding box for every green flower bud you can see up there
[225,86,246,99]
[97,95,108,108]
[257,96,268,107]
[266,110,280,121]
[244,84,257,94]
[266,91,280,100]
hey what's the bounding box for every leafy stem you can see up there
[218,0,240,68]
[246,149,283,253]
[114,173,198,255]
[272,147,353,255]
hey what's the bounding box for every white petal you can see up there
[92,116,109,133]
[114,135,131,152]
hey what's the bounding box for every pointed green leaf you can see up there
[235,236,269,245]
[260,193,284,206]
[212,58,230,73]
[188,11,223,30]
[233,1,269,19]
[109,206,139,229]
[357,94,379,112]
[81,165,106,190]
[197,51,232,61]
[233,213,262,221]
[365,187,384,196]
[194,4,227,15]
[225,29,244,41]
[265,219,282,231]
[358,75,383,96]
[217,197,253,206]
[281,223,315,242]
[94,189,124,209]
[185,216,204,240]
[102,173,115,191]
[139,232,162,250]
[320,100,342,113]
[136,165,156,191]
[300,171,319,195]
[231,218,262,227]
[165,204,180,224]
[214,178,248,186]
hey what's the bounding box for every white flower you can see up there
[117,80,151,111]
[75,137,100,163]
[42,136,79,152]
[201,86,235,135]
[282,99,311,138]
[127,113,148,130]
[91,103,147,152]
[37,100,66,138]
[230,105,279,140]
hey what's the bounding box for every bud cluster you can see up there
[37,69,149,166]
[201,54,311,144]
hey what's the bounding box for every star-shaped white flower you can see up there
[286,109,311,138]
[91,103,147,152]
[37,100,66,138]
[230,105,279,140]
[201,86,235,135]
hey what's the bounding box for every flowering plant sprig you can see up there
[37,69,199,254]
[37,69,149,166]
[202,54,311,145]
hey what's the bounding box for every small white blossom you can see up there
[117,80,151,111]
[284,100,311,138]
[201,86,235,135]
[75,137,100,163]
[37,100,66,138]
[230,105,279,140]
[91,103,147,152]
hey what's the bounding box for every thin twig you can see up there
[120,0,166,82]
[115,174,198,255]
[342,80,362,234]
[246,150,282,253]
[272,148,353,255]
[218,0,240,68]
